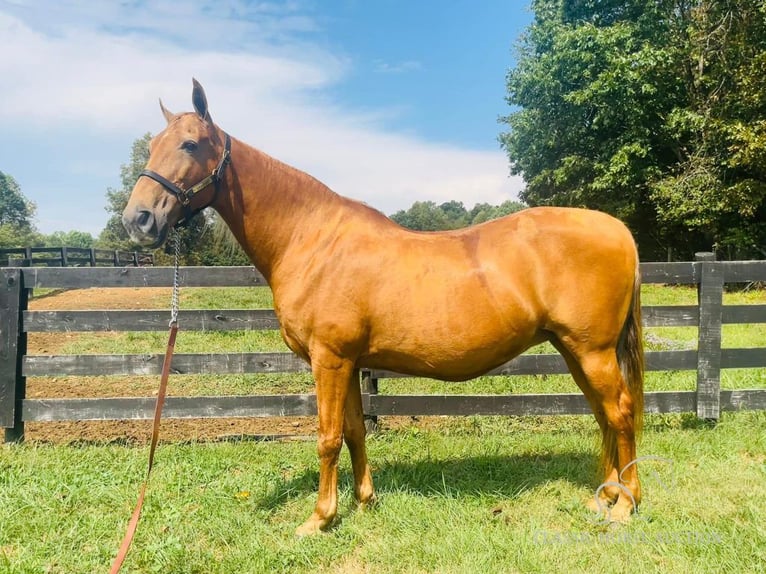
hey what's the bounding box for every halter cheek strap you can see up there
[139,133,231,226]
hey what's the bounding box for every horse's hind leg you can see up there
[555,338,640,521]
[343,370,375,508]
[551,341,623,509]
[576,349,641,522]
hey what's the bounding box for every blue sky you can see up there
[0,0,532,235]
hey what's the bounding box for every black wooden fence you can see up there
[1,254,765,442]
[0,247,153,268]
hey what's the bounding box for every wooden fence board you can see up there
[20,389,766,422]
[367,393,592,416]
[644,350,698,370]
[20,266,267,289]
[23,352,310,377]
[722,261,766,282]
[25,347,753,379]
[21,394,318,421]
[722,305,766,324]
[643,306,698,326]
[22,349,708,379]
[720,348,766,369]
[641,262,697,284]
[23,309,281,332]
[22,306,708,333]
[370,350,698,379]
[17,262,730,289]
[721,389,766,411]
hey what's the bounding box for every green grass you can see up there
[2,412,765,573]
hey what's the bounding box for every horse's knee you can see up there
[317,434,343,461]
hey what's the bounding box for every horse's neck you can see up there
[213,136,344,281]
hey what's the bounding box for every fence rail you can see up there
[0,247,154,268]
[1,253,765,442]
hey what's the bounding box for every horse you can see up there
[122,79,644,535]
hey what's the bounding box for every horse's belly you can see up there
[357,332,538,382]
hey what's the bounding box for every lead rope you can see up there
[110,230,181,574]
[170,230,180,326]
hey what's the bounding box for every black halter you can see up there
[138,133,231,226]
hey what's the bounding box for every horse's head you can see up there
[122,79,230,248]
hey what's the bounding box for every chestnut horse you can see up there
[123,80,644,534]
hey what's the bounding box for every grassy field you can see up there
[1,284,765,572]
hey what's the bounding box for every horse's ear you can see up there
[159,99,175,124]
[191,78,212,123]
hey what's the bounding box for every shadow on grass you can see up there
[256,451,597,510]
[643,412,717,432]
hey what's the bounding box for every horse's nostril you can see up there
[137,210,152,229]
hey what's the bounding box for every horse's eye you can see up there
[181,140,198,152]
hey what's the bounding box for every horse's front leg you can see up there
[295,351,355,536]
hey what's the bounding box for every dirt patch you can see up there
[30,287,173,310]
[22,288,422,444]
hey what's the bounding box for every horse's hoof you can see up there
[585,495,613,514]
[295,516,328,537]
[358,493,377,511]
[605,502,634,524]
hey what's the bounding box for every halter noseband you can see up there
[138,133,231,226]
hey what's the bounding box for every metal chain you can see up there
[169,229,180,326]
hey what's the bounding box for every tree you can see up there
[98,133,153,250]
[0,171,35,227]
[390,200,525,231]
[390,201,452,231]
[649,0,766,258]
[0,171,41,248]
[500,0,766,259]
[469,200,526,225]
[45,230,95,248]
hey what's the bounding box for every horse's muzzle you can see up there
[122,206,168,248]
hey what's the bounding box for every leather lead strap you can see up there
[109,322,178,574]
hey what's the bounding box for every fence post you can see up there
[695,252,723,421]
[361,370,379,433]
[61,247,68,267]
[0,268,28,442]
[89,248,96,267]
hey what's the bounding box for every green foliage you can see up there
[0,171,35,227]
[0,171,41,248]
[390,200,525,231]
[501,0,766,259]
[98,133,152,251]
[44,230,95,248]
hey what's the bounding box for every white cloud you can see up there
[0,2,523,233]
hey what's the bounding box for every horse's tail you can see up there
[617,260,645,436]
[601,259,644,472]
